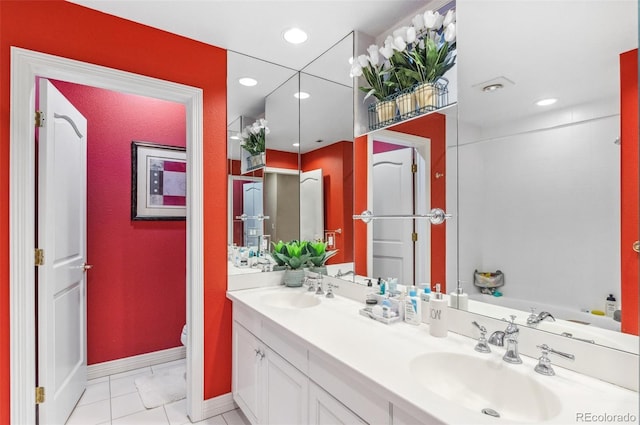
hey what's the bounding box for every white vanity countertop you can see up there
[227,286,639,425]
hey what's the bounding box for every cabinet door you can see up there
[233,322,261,424]
[263,347,309,425]
[309,382,368,425]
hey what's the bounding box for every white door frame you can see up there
[10,47,205,423]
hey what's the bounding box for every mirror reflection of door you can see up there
[231,177,262,247]
[242,181,263,247]
[372,145,414,284]
[264,171,300,243]
[300,169,324,242]
[369,134,431,287]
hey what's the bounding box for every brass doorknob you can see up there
[83,263,93,271]
[634,241,639,253]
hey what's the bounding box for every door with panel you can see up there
[37,79,89,425]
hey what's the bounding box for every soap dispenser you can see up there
[449,283,468,311]
[428,283,448,337]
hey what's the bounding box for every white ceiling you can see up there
[68,0,441,154]
[458,0,638,130]
[69,0,432,71]
[69,0,638,146]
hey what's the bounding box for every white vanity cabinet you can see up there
[232,322,261,423]
[232,320,308,425]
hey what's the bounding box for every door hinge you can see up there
[411,163,418,173]
[35,249,44,266]
[35,386,45,404]
[412,232,418,242]
[35,110,45,128]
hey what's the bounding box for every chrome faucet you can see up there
[334,269,354,278]
[488,315,522,364]
[526,308,555,326]
[534,344,575,376]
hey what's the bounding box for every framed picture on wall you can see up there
[131,141,187,220]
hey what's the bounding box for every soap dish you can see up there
[359,307,401,325]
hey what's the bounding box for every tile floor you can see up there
[65,359,250,425]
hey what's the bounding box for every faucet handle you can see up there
[326,281,339,298]
[315,275,325,295]
[472,321,491,353]
[534,344,575,376]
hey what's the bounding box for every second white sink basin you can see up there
[409,352,562,423]
[261,291,321,309]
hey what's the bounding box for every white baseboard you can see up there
[200,393,237,420]
[87,346,186,380]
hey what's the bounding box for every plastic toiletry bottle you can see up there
[605,294,617,318]
[388,277,398,295]
[420,287,431,324]
[429,283,448,337]
[449,284,469,311]
[404,287,421,325]
[379,279,386,295]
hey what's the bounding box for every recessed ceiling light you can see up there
[238,77,257,87]
[293,142,300,147]
[284,28,308,44]
[536,98,557,106]
[294,92,310,99]
[482,83,503,92]
[230,135,240,140]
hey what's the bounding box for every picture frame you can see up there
[131,141,187,220]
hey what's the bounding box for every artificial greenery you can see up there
[241,119,267,156]
[271,240,310,270]
[305,241,338,267]
[403,38,456,84]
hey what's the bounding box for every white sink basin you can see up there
[261,291,321,309]
[409,352,562,423]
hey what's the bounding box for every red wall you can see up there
[301,141,354,263]
[0,0,228,419]
[50,80,187,364]
[353,114,447,289]
[619,49,638,335]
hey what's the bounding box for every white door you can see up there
[37,79,88,424]
[243,182,263,247]
[300,169,324,241]
[372,148,414,284]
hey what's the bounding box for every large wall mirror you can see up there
[299,33,355,269]
[456,0,638,355]
[227,33,355,275]
[227,52,298,274]
[347,1,458,288]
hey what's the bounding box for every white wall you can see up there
[457,105,621,314]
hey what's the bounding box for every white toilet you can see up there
[180,324,187,346]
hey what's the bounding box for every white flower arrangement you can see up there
[241,118,269,156]
[349,8,457,101]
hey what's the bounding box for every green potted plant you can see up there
[305,241,338,275]
[270,240,310,287]
[269,240,288,271]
